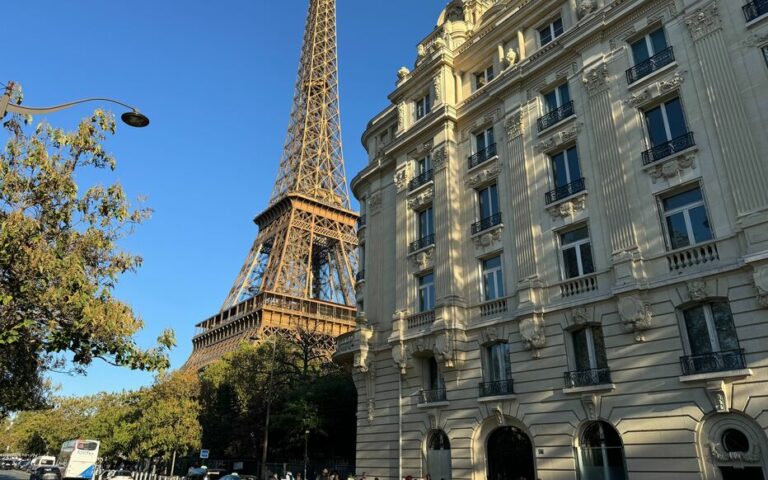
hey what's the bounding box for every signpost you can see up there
[200,449,209,460]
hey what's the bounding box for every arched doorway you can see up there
[425,430,451,480]
[700,413,768,480]
[486,426,535,480]
[576,421,628,479]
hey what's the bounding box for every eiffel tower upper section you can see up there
[185,0,358,371]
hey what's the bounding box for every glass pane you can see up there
[544,90,558,112]
[664,98,687,139]
[650,28,668,54]
[475,132,486,152]
[483,256,501,270]
[486,66,495,81]
[562,247,580,278]
[540,27,552,46]
[552,152,567,187]
[496,269,506,297]
[561,226,589,245]
[553,18,564,37]
[645,105,669,146]
[486,127,495,146]
[663,187,703,211]
[573,329,590,371]
[479,187,491,219]
[684,306,714,356]
[689,205,713,244]
[483,271,497,301]
[475,72,485,89]
[592,327,608,369]
[566,147,581,182]
[711,303,739,352]
[489,184,499,214]
[580,243,595,274]
[558,83,571,104]
[666,212,691,249]
[631,37,650,63]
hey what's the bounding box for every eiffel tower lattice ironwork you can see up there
[185,0,358,371]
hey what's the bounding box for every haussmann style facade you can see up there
[334,0,768,478]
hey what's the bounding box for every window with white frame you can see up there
[571,326,608,373]
[550,146,582,189]
[660,185,713,250]
[644,97,688,148]
[538,17,564,46]
[416,154,432,176]
[418,207,434,240]
[416,93,431,120]
[481,255,505,301]
[484,342,511,382]
[559,226,595,279]
[543,83,571,114]
[474,65,495,90]
[477,183,500,221]
[475,127,495,154]
[682,302,740,358]
[630,27,669,65]
[418,272,435,312]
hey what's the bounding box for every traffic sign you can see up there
[200,449,209,459]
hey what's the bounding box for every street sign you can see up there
[200,449,209,459]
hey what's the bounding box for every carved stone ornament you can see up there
[710,443,762,463]
[625,89,651,108]
[744,32,768,47]
[367,192,382,213]
[417,44,426,59]
[685,2,722,42]
[576,0,596,19]
[534,137,557,153]
[753,265,768,308]
[432,146,448,171]
[504,111,524,139]
[646,154,696,183]
[571,306,590,326]
[472,227,502,248]
[581,393,598,420]
[433,71,443,104]
[504,48,518,69]
[687,280,709,301]
[659,72,685,92]
[547,194,587,219]
[410,246,434,270]
[353,327,374,372]
[519,315,546,358]
[394,164,411,192]
[397,66,411,80]
[494,405,505,425]
[466,162,501,187]
[582,63,609,95]
[367,398,375,423]
[434,331,455,368]
[706,380,730,413]
[536,124,581,153]
[391,342,407,375]
[397,102,406,130]
[481,325,501,345]
[407,186,434,210]
[618,296,652,342]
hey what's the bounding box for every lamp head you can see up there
[121,111,150,128]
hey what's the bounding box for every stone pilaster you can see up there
[685,1,768,220]
[432,142,462,306]
[393,163,409,315]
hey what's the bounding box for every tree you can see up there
[0,83,174,416]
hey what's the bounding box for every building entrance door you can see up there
[719,467,764,480]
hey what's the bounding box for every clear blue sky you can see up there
[3,0,446,397]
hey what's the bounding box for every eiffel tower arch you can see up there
[185,0,358,371]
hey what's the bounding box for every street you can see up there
[0,471,28,480]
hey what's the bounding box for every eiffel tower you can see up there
[185,0,358,370]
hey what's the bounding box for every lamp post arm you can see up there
[4,97,141,116]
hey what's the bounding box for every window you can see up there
[577,422,628,480]
[550,146,581,189]
[417,155,432,176]
[418,272,435,312]
[418,207,434,239]
[644,97,688,148]
[630,28,668,65]
[539,17,564,46]
[559,226,595,279]
[661,185,713,250]
[681,302,743,374]
[543,83,571,113]
[426,431,452,480]
[572,326,608,372]
[478,184,500,220]
[474,65,495,90]
[484,342,511,382]
[426,356,445,392]
[763,46,768,67]
[475,127,495,154]
[482,255,505,301]
[416,93,431,120]
[487,427,536,480]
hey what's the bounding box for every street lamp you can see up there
[0,81,150,127]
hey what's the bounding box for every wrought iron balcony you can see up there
[625,47,675,84]
[641,132,695,165]
[744,0,768,22]
[478,378,515,397]
[357,214,366,230]
[408,169,433,191]
[680,349,746,376]
[419,388,447,404]
[355,270,365,282]
[471,212,502,235]
[409,233,435,253]
[564,367,612,388]
[468,143,498,169]
[537,100,574,131]
[545,177,586,205]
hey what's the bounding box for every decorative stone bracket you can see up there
[466,159,501,187]
[407,186,434,210]
[624,72,686,108]
[547,194,587,219]
[391,341,408,375]
[535,123,581,153]
[354,326,374,373]
[472,225,503,248]
[618,296,652,342]
[753,265,768,308]
[687,280,710,302]
[395,163,412,192]
[706,380,731,413]
[410,246,435,271]
[434,330,456,369]
[519,315,546,358]
[645,152,696,183]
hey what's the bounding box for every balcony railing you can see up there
[406,310,435,330]
[419,388,447,404]
[680,349,746,376]
[471,212,503,234]
[545,177,586,204]
[478,378,515,397]
[560,273,598,298]
[480,297,508,317]
[409,169,433,191]
[666,241,719,272]
[355,270,365,282]
[564,367,612,388]
[537,100,575,131]
[744,0,768,22]
[641,132,695,165]
[357,214,366,230]
[409,233,435,253]
[468,143,498,169]
[625,47,675,84]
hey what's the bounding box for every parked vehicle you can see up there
[110,470,133,480]
[30,466,62,480]
[2,459,14,469]
[58,440,100,480]
[30,457,57,471]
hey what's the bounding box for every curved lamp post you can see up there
[0,81,150,127]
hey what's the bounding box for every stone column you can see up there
[431,141,463,306]
[392,163,410,315]
[685,2,768,219]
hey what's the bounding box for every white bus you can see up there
[58,440,100,480]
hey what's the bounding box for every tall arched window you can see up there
[487,426,535,480]
[577,421,627,480]
[425,430,451,480]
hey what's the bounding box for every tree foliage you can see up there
[0,84,174,416]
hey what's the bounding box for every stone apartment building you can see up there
[334,0,768,478]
